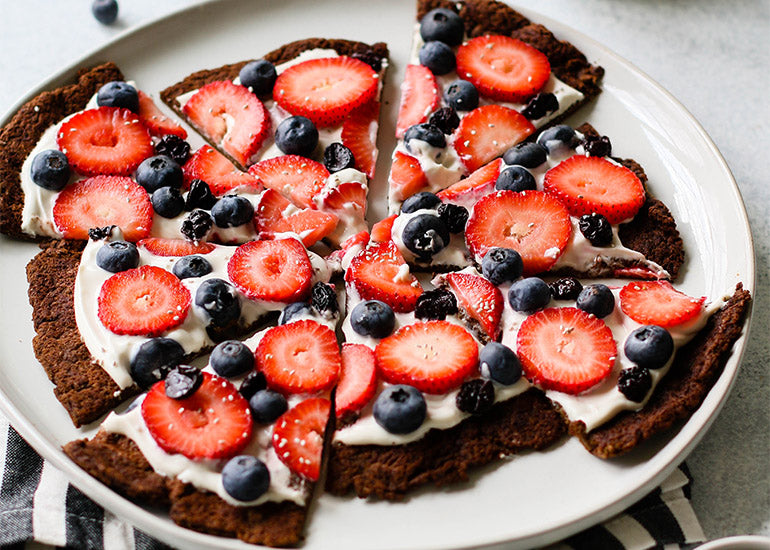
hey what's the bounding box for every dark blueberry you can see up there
[181,209,214,242]
[211,195,254,228]
[419,41,456,75]
[172,255,212,279]
[402,213,450,259]
[502,142,548,168]
[249,390,288,423]
[537,124,579,154]
[164,365,203,400]
[91,0,118,24]
[583,134,612,157]
[415,288,458,320]
[624,325,674,370]
[350,300,395,339]
[210,340,254,378]
[428,106,460,135]
[275,116,318,157]
[238,59,277,96]
[96,240,139,273]
[311,282,338,316]
[578,213,613,247]
[30,150,70,191]
[154,134,191,165]
[521,92,559,120]
[135,155,183,193]
[151,186,185,218]
[400,191,441,214]
[351,50,383,72]
[278,301,313,325]
[481,247,523,285]
[419,7,464,46]
[549,277,583,301]
[404,123,446,153]
[195,278,241,327]
[479,342,522,386]
[455,379,495,414]
[617,366,652,403]
[508,277,551,312]
[373,385,427,434]
[88,226,116,240]
[222,455,270,502]
[495,166,536,192]
[576,284,615,318]
[436,203,469,233]
[184,179,217,211]
[323,143,356,173]
[97,81,137,112]
[238,370,267,401]
[130,338,184,389]
[444,80,479,112]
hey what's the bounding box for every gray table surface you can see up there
[1,0,767,544]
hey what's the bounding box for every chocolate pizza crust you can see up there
[0,62,125,240]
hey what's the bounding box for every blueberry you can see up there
[428,106,460,135]
[135,155,183,193]
[576,284,615,318]
[96,81,137,112]
[181,209,213,242]
[624,325,674,370]
[617,366,652,403]
[91,0,118,24]
[96,240,139,273]
[444,80,479,112]
[323,142,356,173]
[238,370,267,401]
[211,195,254,228]
[508,277,551,312]
[419,41,456,75]
[521,92,559,120]
[537,124,579,154]
[238,59,277,96]
[479,342,522,386]
[311,282,338,316]
[195,279,241,327]
[278,301,312,325]
[578,213,613,247]
[495,166,536,192]
[419,8,464,46]
[30,150,70,191]
[404,123,446,153]
[400,191,441,214]
[583,134,612,157]
[151,186,185,218]
[436,203,468,233]
[249,390,288,423]
[221,455,270,502]
[455,379,495,414]
[373,385,427,434]
[130,338,185,389]
[503,142,548,168]
[155,134,191,166]
[351,50,383,72]
[88,226,116,241]
[350,300,395,339]
[415,288,458,320]
[402,213,450,259]
[275,116,318,157]
[210,340,254,378]
[549,277,583,301]
[481,247,523,285]
[184,179,217,211]
[172,255,212,280]
[164,365,203,400]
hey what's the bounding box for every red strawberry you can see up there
[249,155,330,209]
[182,80,270,168]
[445,272,503,342]
[57,107,153,176]
[371,214,397,243]
[389,151,428,203]
[395,64,440,138]
[183,145,260,196]
[325,230,370,267]
[455,35,551,102]
[142,372,252,460]
[436,158,502,206]
[97,265,191,336]
[256,189,338,247]
[318,181,367,212]
[138,237,215,257]
[335,343,377,420]
[342,100,380,178]
[272,397,331,481]
[53,175,153,241]
[453,105,535,172]
[517,307,616,394]
[543,156,646,224]
[227,238,314,302]
[375,320,478,394]
[465,190,571,276]
[273,56,379,127]
[345,240,423,313]
[137,90,187,139]
[619,281,706,328]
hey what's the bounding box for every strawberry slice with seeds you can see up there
[437,158,502,207]
[319,181,367,212]
[335,343,377,420]
[342,100,380,178]
[53,175,153,241]
[453,105,535,172]
[138,237,215,257]
[97,265,191,336]
[249,155,330,209]
[375,320,478,394]
[325,230,370,267]
[274,56,379,127]
[619,281,706,328]
[256,189,338,247]
[389,151,429,203]
[227,238,314,302]
[57,107,153,176]
[142,372,252,460]
[371,214,397,243]
[456,35,551,102]
[183,145,260,196]
[272,397,331,481]
[445,272,503,342]
[137,90,187,139]
[396,64,440,138]
[182,80,270,168]
[517,307,616,394]
[345,240,423,313]
[465,190,571,276]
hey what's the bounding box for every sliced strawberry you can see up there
[57,107,153,176]
[256,189,338,247]
[619,281,706,328]
[137,90,187,139]
[396,64,440,138]
[142,372,252,460]
[453,105,535,172]
[274,56,379,127]
[436,158,502,206]
[517,307,616,394]
[272,397,331,481]
[183,145,260,196]
[456,35,551,102]
[319,181,367,212]
[182,80,270,168]
[342,100,379,178]
[53,175,153,241]
[138,237,215,257]
[389,151,428,203]
[325,230,370,267]
[335,343,377,419]
[345,240,423,313]
[375,320,478,394]
[465,190,571,276]
[249,155,330,209]
[97,265,191,336]
[227,238,314,302]
[371,214,397,243]
[445,272,503,342]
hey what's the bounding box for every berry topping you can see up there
[624,325,674,370]
[255,189,338,248]
[455,379,495,415]
[415,288,458,321]
[274,116,319,158]
[404,123,447,154]
[341,100,379,178]
[96,240,139,273]
[316,180,366,216]
[373,385,427,435]
[228,239,313,303]
[129,337,185,389]
[211,195,254,228]
[396,65,440,139]
[350,299,396,339]
[172,255,213,280]
[419,8,464,46]
[210,340,254,378]
[336,343,378,420]
[136,155,183,193]
[371,214,397,243]
[578,213,613,247]
[88,226,115,240]
[402,213,450,260]
[323,142,356,173]
[184,178,217,211]
[92,0,118,24]
[436,158,502,205]
[419,41,456,75]
[155,134,191,166]
[549,277,583,301]
[194,278,241,328]
[239,59,277,96]
[278,302,312,325]
[310,281,338,316]
[444,80,479,112]
[249,155,329,209]
[239,370,268,401]
[495,165,536,193]
[481,247,523,285]
[479,342,522,386]
[137,90,187,139]
[446,272,503,341]
[183,145,260,196]
[428,106,460,135]
[576,284,615,318]
[503,142,548,168]
[30,149,70,191]
[271,397,331,480]
[180,209,213,242]
[521,92,559,120]
[164,365,203,400]
[249,390,288,424]
[351,50,384,72]
[537,125,579,154]
[97,81,138,112]
[619,281,705,328]
[390,151,429,203]
[617,366,652,403]
[582,134,612,157]
[151,186,185,218]
[139,237,214,257]
[222,455,270,502]
[401,191,441,214]
[508,277,552,313]
[437,203,469,233]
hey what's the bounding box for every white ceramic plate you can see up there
[0,1,755,549]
